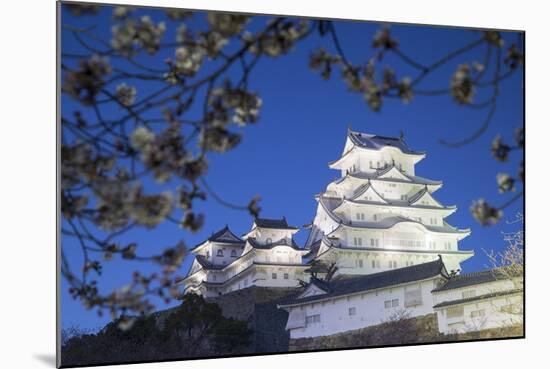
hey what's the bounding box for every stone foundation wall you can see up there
[207,287,296,353]
[289,314,440,352]
[289,314,523,352]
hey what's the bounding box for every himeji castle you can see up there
[178,128,522,336]
[179,128,475,296]
[304,128,474,276]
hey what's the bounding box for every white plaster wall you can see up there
[337,223,460,254]
[285,279,438,339]
[436,294,523,334]
[338,202,449,228]
[433,279,520,305]
[208,243,244,266]
[321,248,440,276]
[223,265,307,293]
[251,228,294,244]
[347,148,416,176]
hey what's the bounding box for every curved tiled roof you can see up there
[332,167,442,187]
[254,217,298,230]
[327,215,470,235]
[190,225,245,252]
[279,258,447,307]
[347,130,426,156]
[208,225,245,243]
[358,165,442,186]
[432,268,521,292]
[194,255,226,270]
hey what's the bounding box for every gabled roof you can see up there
[335,168,442,187]
[208,225,245,243]
[279,258,447,307]
[333,185,455,215]
[254,217,298,230]
[376,165,412,182]
[432,268,521,292]
[190,225,245,252]
[347,129,425,156]
[349,181,388,203]
[408,187,446,208]
[327,215,470,237]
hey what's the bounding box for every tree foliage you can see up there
[61,293,252,366]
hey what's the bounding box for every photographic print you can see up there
[58,1,525,367]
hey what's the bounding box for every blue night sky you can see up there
[60,4,524,331]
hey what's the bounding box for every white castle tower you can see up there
[304,128,474,275]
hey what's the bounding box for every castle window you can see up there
[230,250,237,257]
[349,307,356,316]
[462,290,476,299]
[356,259,363,268]
[305,314,321,326]
[284,273,289,279]
[217,249,224,257]
[471,309,485,318]
[405,286,423,307]
[446,306,464,319]
[272,273,277,279]
[392,299,399,307]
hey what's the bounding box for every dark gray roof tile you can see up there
[348,130,425,156]
[279,258,447,306]
[432,268,519,292]
[254,217,298,230]
[433,289,523,308]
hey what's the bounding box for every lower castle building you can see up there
[180,218,309,297]
[278,258,523,338]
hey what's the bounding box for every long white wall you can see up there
[283,278,440,339]
[433,279,523,334]
[435,294,523,334]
